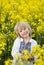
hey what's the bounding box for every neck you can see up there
[23,36,31,44]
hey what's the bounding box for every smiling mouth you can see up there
[23,32,28,35]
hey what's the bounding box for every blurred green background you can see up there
[0,0,44,65]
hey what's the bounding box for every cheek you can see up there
[19,33,22,36]
[20,33,24,37]
[28,30,30,33]
[26,29,30,33]
[28,29,30,33]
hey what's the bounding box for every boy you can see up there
[11,21,37,65]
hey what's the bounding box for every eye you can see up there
[20,30,22,32]
[24,27,26,30]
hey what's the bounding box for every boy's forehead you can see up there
[18,25,27,30]
[18,23,29,31]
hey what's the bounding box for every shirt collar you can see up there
[20,37,32,43]
[20,38,23,42]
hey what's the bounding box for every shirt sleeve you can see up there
[11,38,20,58]
[31,39,37,62]
[34,42,38,62]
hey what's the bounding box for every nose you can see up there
[23,30,25,33]
[22,30,25,33]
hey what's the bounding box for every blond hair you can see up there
[14,21,32,37]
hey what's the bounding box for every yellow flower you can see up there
[27,61,30,64]
[14,53,21,60]
[0,51,2,55]
[5,58,13,65]
[22,50,31,60]
[22,50,29,55]
[22,55,29,60]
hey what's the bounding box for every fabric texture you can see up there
[19,41,31,53]
[11,37,37,65]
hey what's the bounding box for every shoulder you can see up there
[30,38,37,46]
[14,37,20,42]
[13,37,21,45]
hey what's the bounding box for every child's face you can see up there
[18,27,30,38]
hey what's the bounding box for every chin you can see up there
[23,35,29,38]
